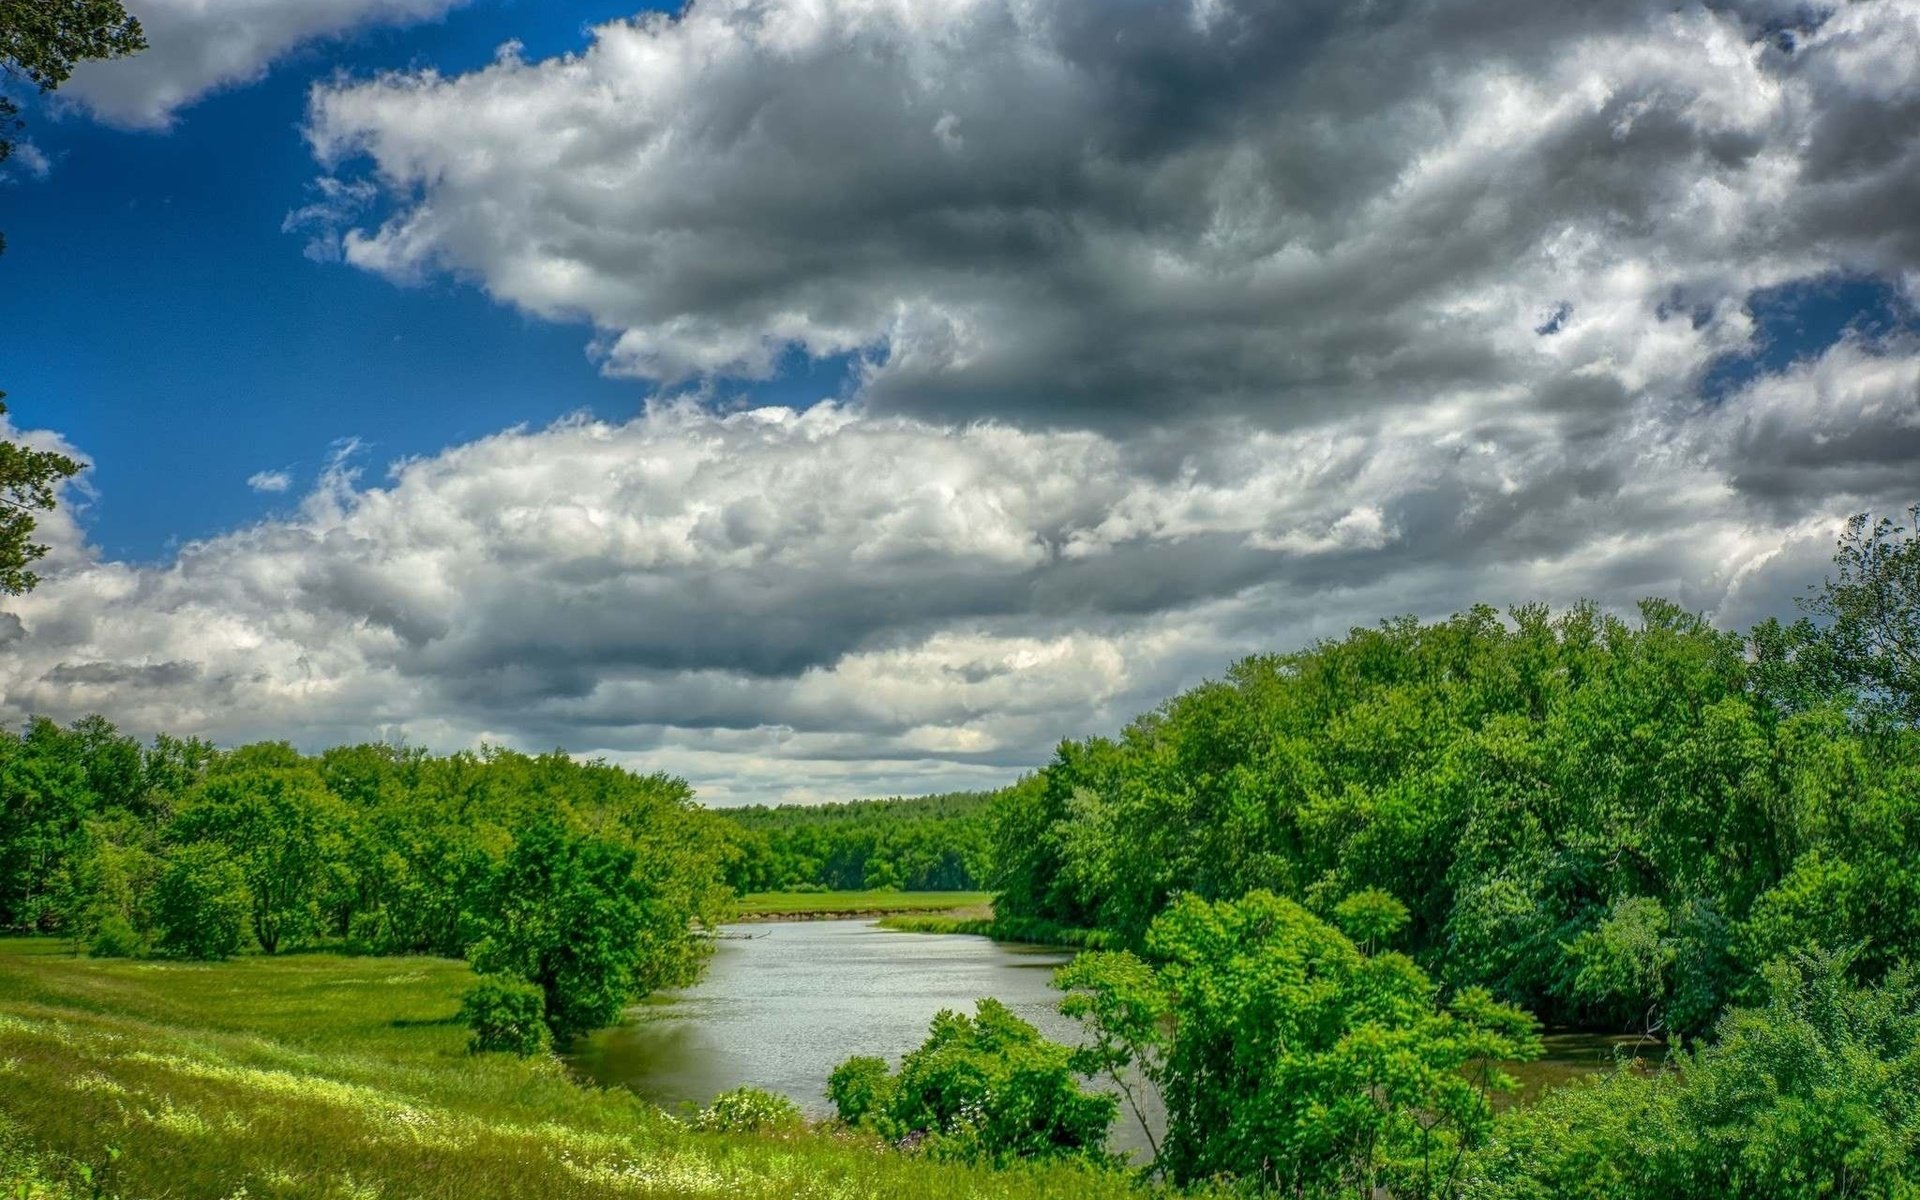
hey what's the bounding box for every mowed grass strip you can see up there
[733,890,992,918]
[0,939,1139,1200]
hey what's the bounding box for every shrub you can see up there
[832,999,1115,1164]
[827,1055,894,1126]
[1466,952,1920,1199]
[151,843,252,960]
[87,913,142,958]
[458,975,551,1056]
[692,1086,805,1134]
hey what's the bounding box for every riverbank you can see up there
[0,937,1143,1200]
[732,889,992,922]
[876,912,1120,949]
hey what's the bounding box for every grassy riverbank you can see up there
[734,889,991,920]
[0,939,1146,1200]
[876,912,1119,949]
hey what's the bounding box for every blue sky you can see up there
[1,0,1915,803]
[0,0,846,561]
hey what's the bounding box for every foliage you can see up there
[85,913,139,958]
[468,818,680,1043]
[1,715,731,1044]
[991,574,1920,1036]
[831,1000,1116,1165]
[0,0,145,256]
[1802,505,1920,725]
[692,1087,805,1135]
[719,793,995,894]
[1061,891,1538,1197]
[0,405,82,596]
[170,748,353,954]
[826,1056,895,1127]
[458,974,551,1056]
[1466,953,1920,1199]
[150,843,251,960]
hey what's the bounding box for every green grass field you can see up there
[0,939,1140,1200]
[733,890,992,918]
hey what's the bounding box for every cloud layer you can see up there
[10,0,1918,803]
[306,0,1920,430]
[6,339,1914,803]
[63,0,466,129]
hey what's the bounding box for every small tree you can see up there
[151,843,251,960]
[458,974,550,1056]
[468,818,659,1043]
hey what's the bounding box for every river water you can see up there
[569,919,1159,1152]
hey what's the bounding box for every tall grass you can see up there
[0,939,1149,1200]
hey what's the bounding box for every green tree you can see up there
[1,0,144,242]
[1805,505,1920,725]
[1066,891,1539,1197]
[468,818,677,1043]
[151,842,252,960]
[0,404,81,596]
[1468,953,1920,1199]
[170,747,355,954]
[829,999,1116,1165]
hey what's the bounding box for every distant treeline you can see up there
[0,731,731,1040]
[717,792,994,893]
[989,512,1920,1040]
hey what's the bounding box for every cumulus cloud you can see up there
[304,0,1920,431]
[62,0,467,129]
[247,469,293,494]
[5,350,1914,803]
[11,0,1918,803]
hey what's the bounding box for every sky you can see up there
[0,0,1916,805]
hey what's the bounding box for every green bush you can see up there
[458,975,551,1056]
[827,1055,895,1126]
[87,913,142,958]
[832,999,1115,1165]
[151,843,252,960]
[1467,953,1920,1199]
[692,1086,805,1134]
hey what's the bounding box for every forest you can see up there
[717,792,994,893]
[3,510,1918,1198]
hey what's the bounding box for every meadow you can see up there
[0,938,1147,1200]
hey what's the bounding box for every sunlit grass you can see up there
[734,890,992,917]
[0,938,1146,1200]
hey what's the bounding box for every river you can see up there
[570,919,1160,1153]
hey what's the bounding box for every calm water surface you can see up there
[572,920,1083,1119]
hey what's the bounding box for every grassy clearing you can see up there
[0,938,1147,1200]
[733,890,991,918]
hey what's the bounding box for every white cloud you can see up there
[4,141,53,181]
[4,350,1913,804]
[246,469,293,494]
[63,0,468,129]
[303,0,1920,432]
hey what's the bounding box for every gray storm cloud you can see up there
[6,0,1918,803]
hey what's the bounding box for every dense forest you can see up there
[717,792,993,892]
